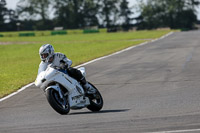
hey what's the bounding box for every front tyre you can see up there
[46,88,70,115]
[87,83,103,112]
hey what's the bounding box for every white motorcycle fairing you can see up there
[35,66,90,109]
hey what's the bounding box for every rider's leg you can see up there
[67,67,96,94]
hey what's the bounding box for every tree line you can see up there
[0,0,199,31]
[136,0,200,30]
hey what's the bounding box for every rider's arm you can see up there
[37,61,48,75]
[55,53,72,68]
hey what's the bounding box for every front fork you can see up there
[45,84,64,98]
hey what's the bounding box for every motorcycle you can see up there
[35,66,103,114]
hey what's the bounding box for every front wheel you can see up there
[87,83,103,112]
[46,88,70,115]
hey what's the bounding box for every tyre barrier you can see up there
[83,29,99,34]
[51,30,67,35]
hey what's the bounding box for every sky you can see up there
[5,0,200,20]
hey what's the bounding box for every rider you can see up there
[37,44,96,94]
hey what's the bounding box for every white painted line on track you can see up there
[0,83,34,102]
[147,128,200,133]
[0,31,174,102]
[76,32,174,68]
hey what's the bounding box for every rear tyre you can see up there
[87,83,103,112]
[46,88,70,115]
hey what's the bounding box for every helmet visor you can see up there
[41,53,49,59]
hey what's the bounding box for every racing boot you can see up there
[83,82,97,94]
[80,77,96,94]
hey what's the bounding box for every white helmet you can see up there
[39,44,54,62]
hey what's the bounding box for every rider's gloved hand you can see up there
[60,60,68,69]
[64,64,69,69]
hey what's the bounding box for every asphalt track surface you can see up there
[1,31,200,133]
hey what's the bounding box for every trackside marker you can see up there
[0,32,174,102]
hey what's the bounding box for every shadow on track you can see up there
[69,109,130,115]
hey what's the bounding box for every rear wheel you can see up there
[46,88,70,115]
[87,83,103,112]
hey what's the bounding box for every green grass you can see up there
[0,29,173,98]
